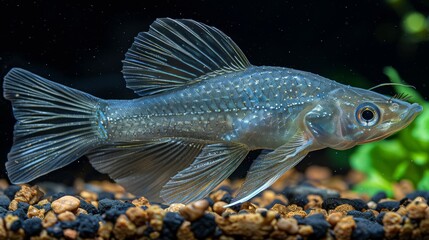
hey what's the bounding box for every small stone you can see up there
[98,221,113,239]
[298,225,314,237]
[327,212,343,227]
[131,196,151,208]
[383,212,402,239]
[42,211,57,228]
[63,229,77,239]
[332,204,355,214]
[276,217,298,234]
[165,203,185,212]
[179,200,209,221]
[305,194,323,209]
[113,214,136,239]
[79,190,97,202]
[51,196,80,214]
[213,201,227,215]
[14,185,44,204]
[406,197,428,219]
[22,217,42,236]
[0,218,6,238]
[333,215,355,240]
[27,205,45,219]
[126,207,148,226]
[305,165,332,181]
[177,221,195,240]
[75,208,88,215]
[57,211,76,222]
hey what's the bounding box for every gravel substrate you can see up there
[0,167,428,239]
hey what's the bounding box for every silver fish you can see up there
[3,18,422,206]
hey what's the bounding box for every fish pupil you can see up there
[361,109,374,121]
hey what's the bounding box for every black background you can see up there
[0,1,428,184]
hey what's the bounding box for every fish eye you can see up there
[355,103,380,127]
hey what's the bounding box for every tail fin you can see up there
[3,68,106,184]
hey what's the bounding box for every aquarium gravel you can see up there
[1,168,429,239]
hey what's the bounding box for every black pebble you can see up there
[76,214,100,238]
[353,218,384,240]
[43,203,52,212]
[371,191,387,203]
[204,197,215,207]
[229,203,241,212]
[220,193,232,203]
[406,191,429,202]
[4,185,21,200]
[347,210,375,221]
[162,212,184,240]
[10,219,22,231]
[0,195,11,209]
[304,214,330,239]
[376,212,385,225]
[293,215,306,225]
[100,200,134,222]
[22,218,42,236]
[59,220,78,230]
[322,198,368,211]
[375,201,400,212]
[47,224,63,238]
[12,208,27,220]
[191,214,216,239]
[17,202,29,212]
[80,199,98,215]
[0,207,7,217]
[98,191,115,200]
[51,192,66,201]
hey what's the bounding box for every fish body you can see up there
[3,18,422,206]
[106,66,334,150]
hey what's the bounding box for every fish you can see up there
[3,18,422,207]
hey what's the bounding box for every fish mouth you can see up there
[402,103,423,124]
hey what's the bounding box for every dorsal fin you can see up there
[122,18,251,96]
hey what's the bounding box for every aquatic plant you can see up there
[350,67,429,196]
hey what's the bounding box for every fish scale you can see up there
[3,18,422,206]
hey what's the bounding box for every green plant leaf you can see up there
[383,66,425,105]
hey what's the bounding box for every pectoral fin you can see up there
[161,143,249,204]
[225,132,313,207]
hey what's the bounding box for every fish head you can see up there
[304,86,422,150]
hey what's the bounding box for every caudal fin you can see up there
[3,68,107,184]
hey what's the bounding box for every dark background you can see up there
[0,0,428,184]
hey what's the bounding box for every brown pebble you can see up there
[305,194,323,209]
[14,185,44,204]
[131,196,151,208]
[383,212,402,239]
[276,218,299,234]
[98,221,113,239]
[51,196,80,214]
[334,215,355,240]
[327,212,343,227]
[27,205,45,219]
[165,203,185,212]
[179,200,209,221]
[332,204,355,214]
[80,190,97,202]
[8,199,18,211]
[213,201,228,215]
[209,190,230,202]
[298,225,314,237]
[177,221,195,240]
[0,218,6,239]
[216,213,273,237]
[75,208,88,215]
[420,219,429,235]
[126,207,148,226]
[42,211,58,228]
[63,229,77,239]
[58,211,76,222]
[113,214,136,239]
[406,197,428,219]
[240,202,258,213]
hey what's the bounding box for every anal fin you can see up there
[161,143,249,204]
[87,138,205,202]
